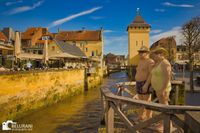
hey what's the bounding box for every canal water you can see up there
[16,72,129,133]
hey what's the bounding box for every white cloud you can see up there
[104,30,113,33]
[48,6,103,28]
[7,0,44,15]
[155,9,165,12]
[151,29,162,34]
[104,35,128,55]
[150,26,183,45]
[90,16,105,20]
[5,0,23,6]
[163,2,194,8]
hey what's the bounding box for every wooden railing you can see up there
[100,81,200,133]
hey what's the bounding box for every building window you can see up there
[136,41,138,46]
[178,55,181,60]
[72,41,76,46]
[141,41,143,46]
[36,43,43,48]
[85,48,88,52]
[52,46,55,51]
[8,50,13,55]
[0,40,4,45]
[96,50,98,56]
[33,50,37,54]
[38,50,43,54]
[91,51,94,57]
[28,40,31,46]
[42,36,50,40]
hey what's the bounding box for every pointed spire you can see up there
[136,8,140,16]
[127,8,151,30]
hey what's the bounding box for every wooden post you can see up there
[100,92,106,125]
[163,114,171,133]
[106,101,114,133]
[118,87,123,110]
[84,67,88,91]
[175,85,179,105]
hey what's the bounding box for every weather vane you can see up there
[136,8,140,15]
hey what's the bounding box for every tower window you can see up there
[136,41,138,46]
[52,46,55,51]
[91,51,94,56]
[141,41,143,46]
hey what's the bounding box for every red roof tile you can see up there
[21,28,35,39]
[128,15,151,29]
[55,30,102,41]
[22,27,53,40]
[150,37,176,50]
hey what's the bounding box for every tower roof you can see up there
[127,9,151,30]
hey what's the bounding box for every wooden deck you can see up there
[99,81,200,133]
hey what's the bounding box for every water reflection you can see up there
[17,72,129,133]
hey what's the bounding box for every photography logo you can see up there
[2,120,33,131]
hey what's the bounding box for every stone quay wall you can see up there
[0,69,102,123]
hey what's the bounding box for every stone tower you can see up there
[127,8,151,66]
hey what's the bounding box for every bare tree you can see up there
[182,16,200,92]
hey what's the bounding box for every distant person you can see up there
[134,46,154,122]
[143,47,173,132]
[26,60,32,70]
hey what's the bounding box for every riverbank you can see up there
[0,69,102,123]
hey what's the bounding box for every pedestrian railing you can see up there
[100,81,200,133]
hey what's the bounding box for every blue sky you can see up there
[0,0,200,55]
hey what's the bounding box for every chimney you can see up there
[42,28,48,34]
[2,27,14,41]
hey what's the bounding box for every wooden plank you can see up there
[163,114,171,133]
[124,88,134,97]
[133,113,164,130]
[152,98,158,103]
[116,81,136,86]
[100,92,106,124]
[171,114,185,129]
[106,101,114,133]
[101,87,200,114]
[109,102,138,133]
[175,85,180,105]
[185,111,200,133]
[112,81,182,87]
[171,80,184,85]
[115,80,183,88]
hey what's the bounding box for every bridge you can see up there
[107,66,130,75]
[100,81,200,133]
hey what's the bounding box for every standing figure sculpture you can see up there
[143,47,173,132]
[134,46,154,121]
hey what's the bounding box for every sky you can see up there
[0,0,200,55]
